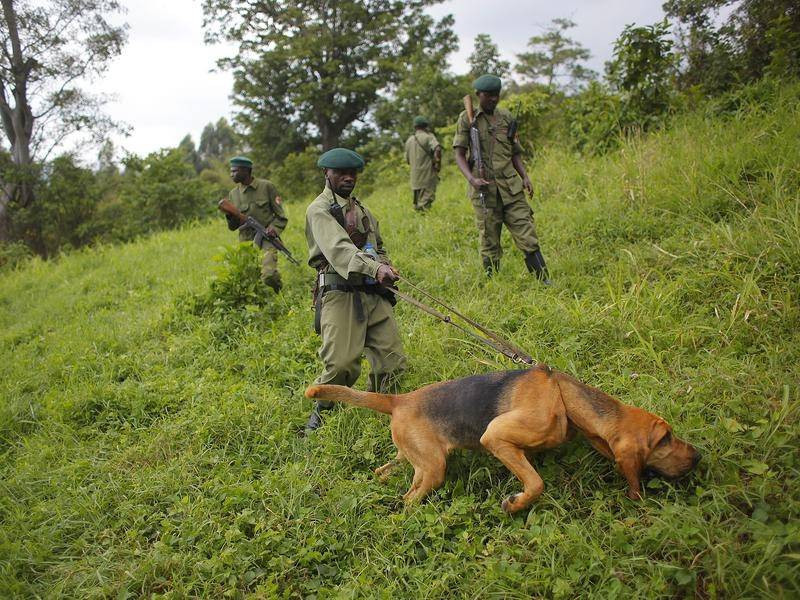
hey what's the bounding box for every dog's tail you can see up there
[304,384,395,415]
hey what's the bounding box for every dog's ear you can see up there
[647,420,672,453]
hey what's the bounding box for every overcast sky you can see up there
[96,0,667,160]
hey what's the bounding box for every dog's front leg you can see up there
[615,455,644,500]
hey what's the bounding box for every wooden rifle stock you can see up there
[218,198,244,225]
[463,94,475,123]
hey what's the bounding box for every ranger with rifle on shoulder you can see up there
[453,74,551,284]
[220,156,296,292]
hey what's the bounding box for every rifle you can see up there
[507,100,521,142]
[463,94,487,213]
[218,198,300,265]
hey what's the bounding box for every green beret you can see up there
[317,148,365,171]
[229,156,253,168]
[473,74,502,93]
[413,115,429,127]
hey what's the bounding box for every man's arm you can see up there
[307,205,381,280]
[453,113,489,189]
[455,147,490,189]
[511,154,533,197]
[266,183,288,235]
[431,134,442,172]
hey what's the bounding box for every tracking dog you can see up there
[305,366,700,513]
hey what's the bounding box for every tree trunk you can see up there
[1,0,37,221]
[319,121,341,151]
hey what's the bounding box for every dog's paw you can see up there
[501,493,523,513]
[626,488,643,500]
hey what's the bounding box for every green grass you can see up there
[1,80,799,598]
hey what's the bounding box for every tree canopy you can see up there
[0,0,127,237]
[515,18,595,93]
[467,34,510,79]
[201,0,453,153]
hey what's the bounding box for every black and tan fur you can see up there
[305,366,700,513]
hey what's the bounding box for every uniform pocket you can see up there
[507,174,523,196]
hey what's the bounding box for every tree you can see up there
[178,134,203,173]
[202,0,452,152]
[372,14,461,143]
[0,0,127,239]
[664,0,800,91]
[606,20,676,124]
[467,34,510,79]
[515,18,595,93]
[10,154,100,256]
[198,117,239,163]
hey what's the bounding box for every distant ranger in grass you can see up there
[453,74,551,283]
[304,148,407,433]
[224,156,288,292]
[404,115,442,212]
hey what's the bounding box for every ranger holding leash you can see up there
[453,75,551,283]
[304,148,406,433]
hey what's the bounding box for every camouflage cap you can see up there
[473,74,502,93]
[317,148,365,171]
[413,115,429,127]
[229,156,253,168]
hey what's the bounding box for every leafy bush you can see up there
[9,155,98,256]
[189,242,274,315]
[90,148,224,243]
[563,82,625,153]
[0,241,33,272]
[268,146,322,203]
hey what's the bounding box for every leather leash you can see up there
[389,278,536,366]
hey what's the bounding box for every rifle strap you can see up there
[414,132,433,159]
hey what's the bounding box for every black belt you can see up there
[321,283,383,294]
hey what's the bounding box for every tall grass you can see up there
[1,81,798,598]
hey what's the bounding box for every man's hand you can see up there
[265,226,278,238]
[522,176,533,197]
[225,213,240,231]
[376,264,400,287]
[469,176,491,190]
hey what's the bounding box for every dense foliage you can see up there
[0,0,128,228]
[1,79,798,597]
[3,2,797,259]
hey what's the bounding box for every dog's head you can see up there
[643,418,700,479]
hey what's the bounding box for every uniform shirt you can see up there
[453,106,525,206]
[305,185,390,283]
[228,178,288,243]
[404,130,441,189]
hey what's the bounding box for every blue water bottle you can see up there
[363,241,378,285]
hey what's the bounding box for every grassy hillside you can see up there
[1,81,798,598]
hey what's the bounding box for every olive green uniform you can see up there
[453,106,540,266]
[306,185,406,394]
[404,130,441,211]
[228,178,288,291]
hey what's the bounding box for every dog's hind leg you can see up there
[402,457,446,504]
[399,442,446,504]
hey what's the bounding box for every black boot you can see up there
[367,372,401,394]
[304,401,332,434]
[525,250,552,286]
[482,257,500,277]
